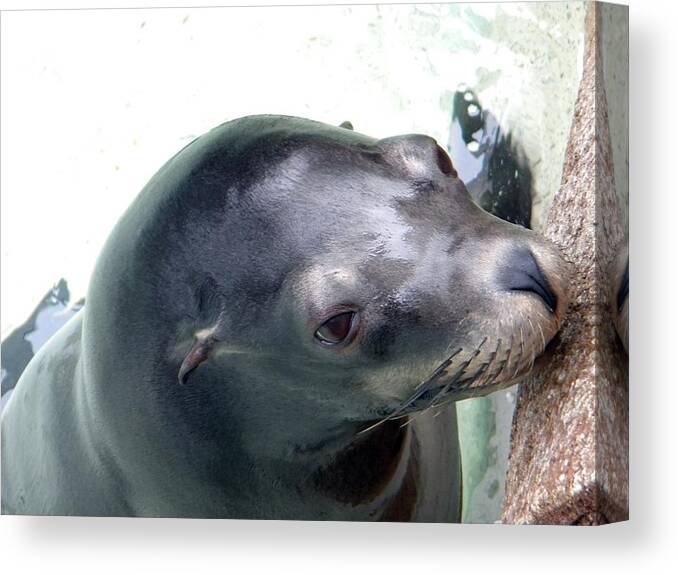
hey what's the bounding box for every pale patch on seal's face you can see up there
[174,116,569,432]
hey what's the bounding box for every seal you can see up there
[1,115,569,520]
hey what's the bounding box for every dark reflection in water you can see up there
[448,86,532,229]
[0,279,83,409]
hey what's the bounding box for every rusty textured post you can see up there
[501,2,628,525]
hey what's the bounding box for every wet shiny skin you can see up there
[1,116,568,520]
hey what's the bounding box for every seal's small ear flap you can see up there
[339,121,354,131]
[178,334,216,385]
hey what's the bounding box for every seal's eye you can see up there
[315,311,358,346]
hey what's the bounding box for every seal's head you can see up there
[88,115,569,455]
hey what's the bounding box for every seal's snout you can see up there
[497,246,558,313]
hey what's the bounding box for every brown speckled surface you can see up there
[501,1,629,525]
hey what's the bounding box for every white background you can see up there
[1,0,677,574]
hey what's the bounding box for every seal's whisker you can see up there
[390,413,410,421]
[358,416,393,435]
[392,349,464,414]
[498,334,514,381]
[422,402,438,418]
[537,322,546,352]
[429,356,475,409]
[429,394,458,414]
[457,359,492,392]
[357,347,463,435]
[429,337,487,407]
[414,347,463,390]
[525,314,534,335]
[399,417,415,429]
[401,400,439,429]
[359,313,538,434]
[525,315,537,372]
[473,337,502,389]
[388,348,463,416]
[479,336,512,389]
[513,315,526,378]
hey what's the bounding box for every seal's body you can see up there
[2,116,569,519]
[3,312,459,520]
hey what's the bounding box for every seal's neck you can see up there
[309,419,409,503]
[285,418,418,521]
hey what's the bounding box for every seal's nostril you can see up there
[498,247,558,313]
